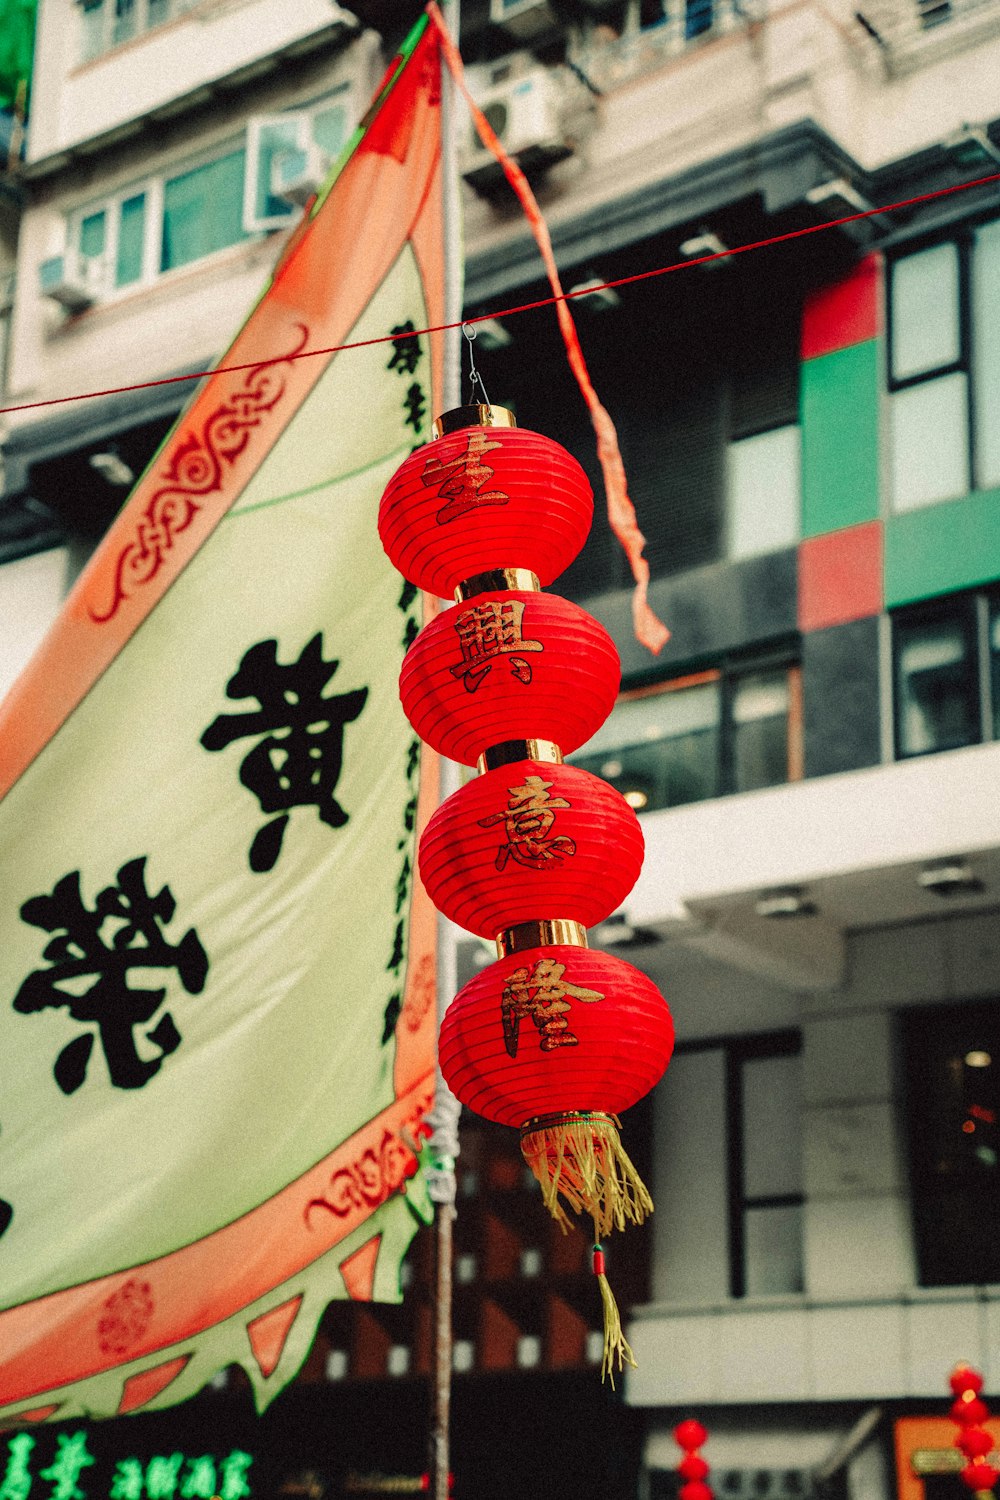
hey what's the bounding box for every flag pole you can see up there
[426,3,462,1497]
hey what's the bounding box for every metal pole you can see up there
[428,5,462,1498]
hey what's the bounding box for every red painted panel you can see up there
[802,255,881,361]
[798,521,884,633]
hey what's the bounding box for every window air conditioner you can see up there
[462,68,575,193]
[270,141,330,208]
[489,0,561,43]
[38,253,105,312]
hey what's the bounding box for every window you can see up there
[569,656,801,813]
[79,0,198,61]
[892,588,999,757]
[900,1000,1000,1286]
[63,143,256,301]
[659,1031,804,1300]
[161,151,249,271]
[727,424,801,561]
[888,220,1000,511]
[243,91,352,233]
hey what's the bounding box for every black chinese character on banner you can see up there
[13,859,208,1094]
[386,320,422,377]
[201,634,368,873]
[0,1195,10,1240]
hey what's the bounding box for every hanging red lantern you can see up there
[399,586,620,766]
[438,941,673,1132]
[378,406,593,598]
[675,1417,713,1500]
[378,395,673,1385]
[950,1367,999,1495]
[419,756,644,938]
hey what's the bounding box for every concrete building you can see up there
[3,0,1000,1497]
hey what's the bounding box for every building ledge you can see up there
[622,742,1000,989]
[625,1286,1000,1404]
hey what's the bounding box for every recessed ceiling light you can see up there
[965,1050,992,1068]
[754,887,817,919]
[917,860,983,896]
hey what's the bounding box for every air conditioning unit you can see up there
[462,68,576,193]
[38,253,105,313]
[270,140,330,207]
[489,0,561,43]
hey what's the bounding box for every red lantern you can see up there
[953,1368,987,1396]
[962,1464,1000,1492]
[679,1456,710,1482]
[419,758,644,937]
[959,1432,995,1461]
[954,1398,991,1428]
[378,408,593,598]
[399,589,620,765]
[675,1421,710,1452]
[438,943,674,1133]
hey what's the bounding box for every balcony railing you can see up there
[852,0,1000,69]
[571,0,750,90]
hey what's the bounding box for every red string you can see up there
[1,170,997,423]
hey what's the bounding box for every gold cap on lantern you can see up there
[433,403,517,437]
[496,919,588,958]
[477,738,564,773]
[455,567,539,601]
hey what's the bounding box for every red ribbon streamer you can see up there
[425,1,670,656]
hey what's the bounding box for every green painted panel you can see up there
[801,340,880,537]
[885,486,1000,605]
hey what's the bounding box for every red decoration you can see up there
[949,1367,997,1496]
[675,1421,709,1451]
[954,1398,991,1428]
[419,759,644,937]
[959,1432,995,1461]
[378,422,593,598]
[439,944,672,1127]
[675,1418,712,1500]
[962,1464,1000,1492]
[399,590,620,766]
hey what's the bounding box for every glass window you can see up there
[744,1204,804,1296]
[891,243,961,380]
[685,0,714,36]
[731,670,791,792]
[80,0,105,61]
[161,150,249,271]
[115,193,146,287]
[727,425,800,561]
[78,210,106,262]
[743,1054,802,1199]
[313,102,349,159]
[895,611,978,755]
[891,372,969,511]
[247,119,303,227]
[901,1000,1000,1287]
[570,679,721,812]
[973,219,1000,492]
[113,0,137,46]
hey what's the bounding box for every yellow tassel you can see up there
[519,1111,653,1241]
[596,1263,637,1389]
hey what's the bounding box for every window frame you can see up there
[886,219,1000,504]
[891,587,998,760]
[61,137,254,304]
[588,645,803,811]
[78,0,197,62]
[673,1028,804,1299]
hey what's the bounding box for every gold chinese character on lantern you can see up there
[450,599,543,693]
[478,775,577,871]
[501,958,604,1057]
[422,429,508,524]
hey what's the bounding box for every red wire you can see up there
[1,169,998,419]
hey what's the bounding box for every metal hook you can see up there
[462,321,492,407]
